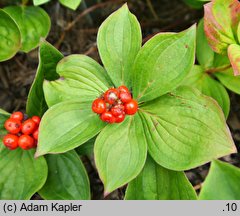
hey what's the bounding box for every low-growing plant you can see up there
[36,4,236,198]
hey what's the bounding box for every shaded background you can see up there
[0,0,239,199]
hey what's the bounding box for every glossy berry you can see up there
[115,113,125,123]
[3,134,19,150]
[32,116,41,125]
[18,135,35,150]
[4,119,21,134]
[21,119,37,135]
[119,92,132,103]
[33,129,39,140]
[92,99,106,114]
[104,88,119,104]
[118,85,130,93]
[11,111,24,121]
[100,112,116,124]
[124,99,138,115]
[111,104,125,117]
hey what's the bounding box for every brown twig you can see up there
[146,0,159,20]
[55,0,125,49]
[206,64,232,74]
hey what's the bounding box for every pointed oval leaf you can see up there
[139,86,236,171]
[94,114,147,194]
[199,160,240,200]
[183,65,230,118]
[97,4,142,87]
[204,0,240,54]
[27,41,63,117]
[33,0,50,5]
[0,146,47,199]
[36,101,106,157]
[0,9,21,62]
[125,156,197,200]
[38,150,90,200]
[43,55,112,107]
[227,44,240,76]
[59,0,82,10]
[4,6,51,53]
[132,25,196,103]
[215,68,240,94]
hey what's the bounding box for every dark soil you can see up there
[0,0,238,200]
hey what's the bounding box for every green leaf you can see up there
[204,0,240,54]
[227,44,240,76]
[38,150,90,200]
[27,42,63,117]
[76,136,96,156]
[35,100,106,157]
[199,160,240,200]
[183,65,230,118]
[0,9,21,62]
[0,146,47,199]
[139,86,236,171]
[0,109,10,140]
[182,0,209,9]
[215,68,240,94]
[59,0,82,10]
[43,55,112,107]
[97,4,142,87]
[132,25,196,103]
[125,156,197,200]
[94,114,147,194]
[33,0,50,6]
[196,19,214,69]
[4,6,51,53]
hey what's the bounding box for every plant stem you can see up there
[22,0,29,6]
[206,64,231,74]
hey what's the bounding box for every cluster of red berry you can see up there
[92,85,138,123]
[2,112,41,150]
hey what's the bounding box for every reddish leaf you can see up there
[204,0,240,54]
[228,44,240,75]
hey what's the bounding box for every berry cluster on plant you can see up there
[92,85,138,124]
[3,112,41,150]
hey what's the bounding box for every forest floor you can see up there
[0,0,239,199]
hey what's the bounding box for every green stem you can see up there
[206,64,232,74]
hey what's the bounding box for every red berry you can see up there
[111,104,125,117]
[4,119,21,134]
[92,99,106,114]
[3,134,19,150]
[100,112,116,123]
[33,128,39,140]
[21,119,37,135]
[11,111,24,121]
[118,85,130,93]
[124,99,138,115]
[115,113,125,123]
[119,92,132,103]
[18,135,35,150]
[104,88,119,104]
[32,116,41,125]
